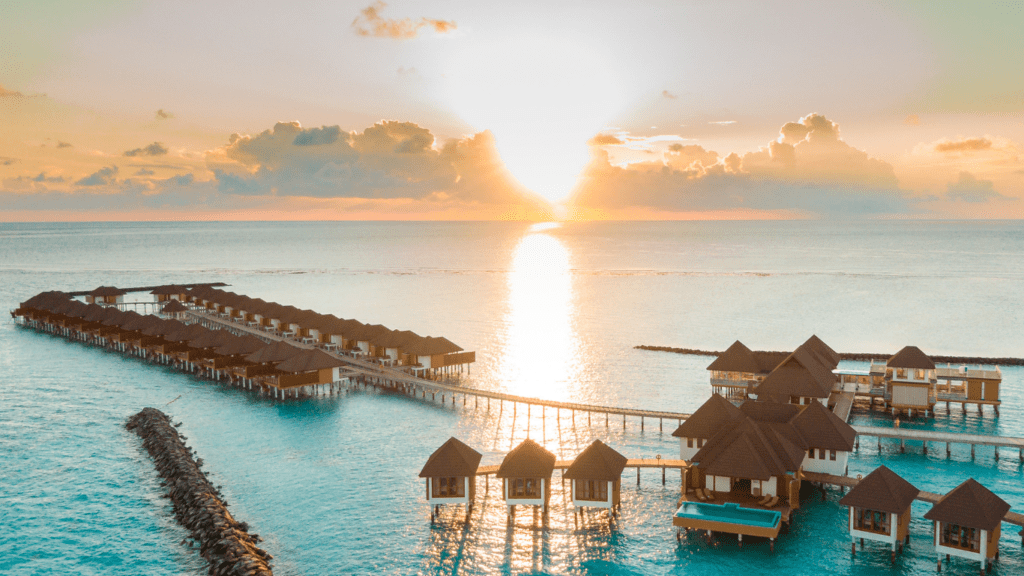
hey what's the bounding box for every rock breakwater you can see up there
[127,408,273,576]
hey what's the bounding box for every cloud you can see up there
[934,137,993,153]
[904,114,920,126]
[662,90,677,99]
[588,133,624,146]
[135,168,155,176]
[570,113,906,216]
[75,166,119,186]
[0,157,18,166]
[207,120,547,209]
[351,2,456,39]
[155,109,174,120]
[33,172,65,183]
[124,142,169,157]
[708,120,737,125]
[946,172,1005,203]
[0,85,24,98]
[56,141,73,148]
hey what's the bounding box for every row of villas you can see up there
[708,336,1002,416]
[14,291,357,398]
[74,283,474,375]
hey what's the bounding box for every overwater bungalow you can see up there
[838,466,918,561]
[924,478,1009,573]
[232,340,304,383]
[882,346,937,416]
[150,284,188,302]
[269,348,348,396]
[404,336,474,376]
[672,393,743,460]
[86,285,126,305]
[201,334,268,375]
[563,440,627,512]
[161,299,188,319]
[707,341,788,401]
[419,437,482,522]
[496,439,556,518]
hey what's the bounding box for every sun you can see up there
[442,36,628,204]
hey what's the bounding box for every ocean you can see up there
[1,220,1022,575]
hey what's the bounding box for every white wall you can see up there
[802,450,850,476]
[849,508,897,547]
[571,480,613,509]
[934,524,988,565]
[679,438,701,461]
[426,477,470,505]
[504,478,545,506]
[418,355,434,369]
[892,385,929,407]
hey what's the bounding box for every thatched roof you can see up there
[141,318,185,337]
[419,437,483,478]
[121,313,160,332]
[214,335,268,356]
[790,400,857,451]
[161,300,187,313]
[692,418,802,480]
[887,346,935,370]
[89,285,126,297]
[187,328,234,349]
[164,323,212,343]
[672,393,743,438]
[404,336,463,356]
[150,284,186,295]
[923,478,1009,531]
[496,439,556,479]
[563,440,627,481]
[274,349,346,372]
[244,340,304,364]
[839,466,918,515]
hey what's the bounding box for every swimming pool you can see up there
[674,502,782,533]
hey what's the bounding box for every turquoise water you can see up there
[2,221,1023,575]
[675,502,781,528]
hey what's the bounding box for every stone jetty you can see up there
[126,408,273,576]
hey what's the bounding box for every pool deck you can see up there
[676,489,792,524]
[673,493,785,538]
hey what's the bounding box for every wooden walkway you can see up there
[801,471,1024,527]
[832,391,855,422]
[189,311,693,427]
[852,425,1024,460]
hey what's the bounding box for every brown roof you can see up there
[161,300,187,313]
[141,318,185,337]
[800,335,841,369]
[563,440,628,481]
[790,400,857,451]
[839,466,918,514]
[89,285,126,297]
[274,349,347,373]
[496,439,556,479]
[214,335,268,356]
[150,284,186,295]
[887,346,935,370]
[692,418,796,480]
[404,336,464,356]
[419,437,483,478]
[924,478,1010,531]
[672,393,743,438]
[739,400,801,423]
[707,341,761,373]
[244,340,304,364]
[164,323,212,343]
[121,313,160,332]
[373,329,422,349]
[187,328,234,349]
[754,346,836,400]
[100,309,133,326]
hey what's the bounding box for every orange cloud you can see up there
[352,2,456,39]
[588,133,624,146]
[934,137,993,153]
[569,113,906,216]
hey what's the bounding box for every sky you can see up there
[2,0,1023,221]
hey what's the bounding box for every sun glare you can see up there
[496,226,580,401]
[443,37,627,204]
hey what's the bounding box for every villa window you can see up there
[829,450,837,461]
[511,478,541,498]
[697,438,705,448]
[896,368,907,379]
[941,523,980,551]
[915,369,925,380]
[432,477,465,498]
[687,438,694,448]
[576,480,608,501]
[853,508,891,535]
[808,448,816,459]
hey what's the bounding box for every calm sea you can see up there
[1,220,1022,575]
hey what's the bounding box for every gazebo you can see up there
[419,437,482,522]
[496,439,555,520]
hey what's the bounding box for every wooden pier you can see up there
[190,310,693,430]
[852,425,1024,461]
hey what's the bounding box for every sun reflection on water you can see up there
[497,224,580,403]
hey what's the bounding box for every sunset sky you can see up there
[2,0,1023,221]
